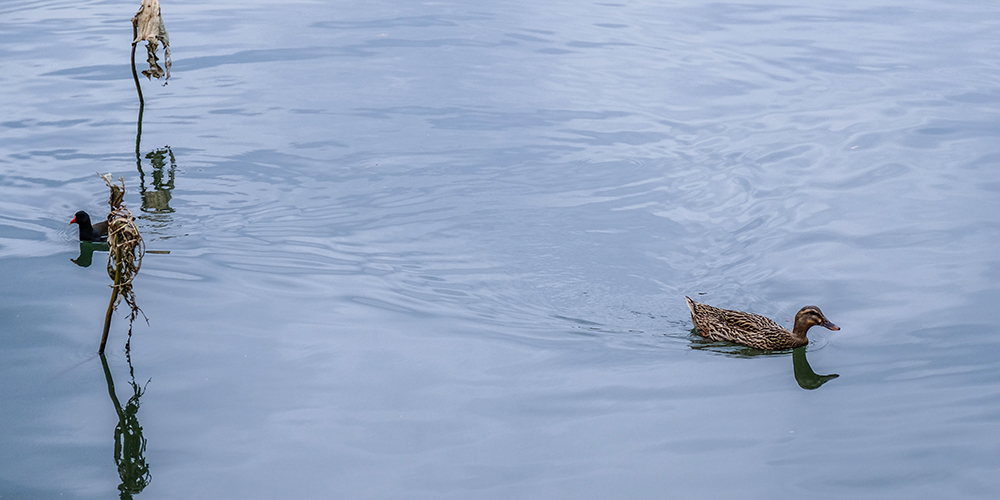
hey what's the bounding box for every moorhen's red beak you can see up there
[822,320,840,331]
[69,216,77,225]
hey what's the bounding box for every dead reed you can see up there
[100,174,146,354]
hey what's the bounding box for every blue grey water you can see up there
[2,0,999,498]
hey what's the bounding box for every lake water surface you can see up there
[2,0,1000,498]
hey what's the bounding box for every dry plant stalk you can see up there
[133,0,170,82]
[100,173,147,353]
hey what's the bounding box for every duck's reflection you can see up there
[71,241,107,267]
[791,347,839,390]
[100,353,151,499]
[689,333,839,390]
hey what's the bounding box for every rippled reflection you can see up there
[134,93,178,216]
[139,147,176,214]
[100,353,151,499]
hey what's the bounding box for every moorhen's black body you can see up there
[70,210,109,242]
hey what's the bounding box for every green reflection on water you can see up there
[71,241,107,268]
[791,347,839,390]
[689,331,839,390]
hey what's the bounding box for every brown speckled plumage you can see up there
[685,296,839,350]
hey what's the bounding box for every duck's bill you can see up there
[822,320,840,331]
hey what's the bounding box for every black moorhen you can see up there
[69,210,109,242]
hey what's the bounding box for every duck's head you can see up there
[792,306,839,335]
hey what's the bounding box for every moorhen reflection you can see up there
[100,353,151,499]
[71,241,107,267]
[686,296,839,350]
[69,211,108,242]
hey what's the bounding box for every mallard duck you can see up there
[685,296,839,350]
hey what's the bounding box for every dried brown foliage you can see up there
[133,0,170,82]
[101,174,146,338]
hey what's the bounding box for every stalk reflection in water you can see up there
[133,89,177,216]
[138,146,176,213]
[100,352,151,499]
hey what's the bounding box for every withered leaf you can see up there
[133,0,171,83]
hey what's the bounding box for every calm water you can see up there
[2,0,999,498]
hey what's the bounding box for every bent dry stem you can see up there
[101,261,124,353]
[130,21,144,107]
